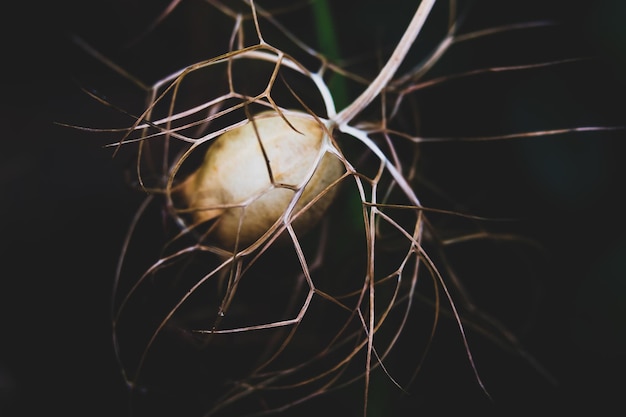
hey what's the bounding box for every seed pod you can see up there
[177,111,343,251]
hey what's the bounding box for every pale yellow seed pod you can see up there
[177,111,343,251]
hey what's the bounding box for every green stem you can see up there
[312,0,350,109]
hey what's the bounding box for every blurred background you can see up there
[1,0,625,416]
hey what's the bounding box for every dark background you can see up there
[1,1,625,416]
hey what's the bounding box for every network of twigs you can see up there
[62,1,622,416]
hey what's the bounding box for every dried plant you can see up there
[63,0,623,416]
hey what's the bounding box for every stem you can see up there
[333,0,437,127]
[312,0,350,109]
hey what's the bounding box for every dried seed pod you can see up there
[177,111,343,251]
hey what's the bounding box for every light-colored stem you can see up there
[333,0,437,127]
